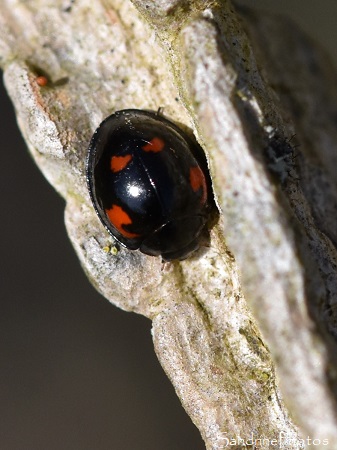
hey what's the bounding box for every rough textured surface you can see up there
[1,0,337,448]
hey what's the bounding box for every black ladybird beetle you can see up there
[86,109,211,261]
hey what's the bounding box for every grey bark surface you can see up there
[1,0,337,449]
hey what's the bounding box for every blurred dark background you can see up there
[1,2,336,449]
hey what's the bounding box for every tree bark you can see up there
[1,0,337,448]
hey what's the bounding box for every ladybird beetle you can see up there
[86,109,211,261]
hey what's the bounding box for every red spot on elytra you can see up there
[189,166,207,204]
[110,154,132,172]
[105,205,140,239]
[142,137,165,153]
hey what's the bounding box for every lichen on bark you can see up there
[1,0,337,449]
